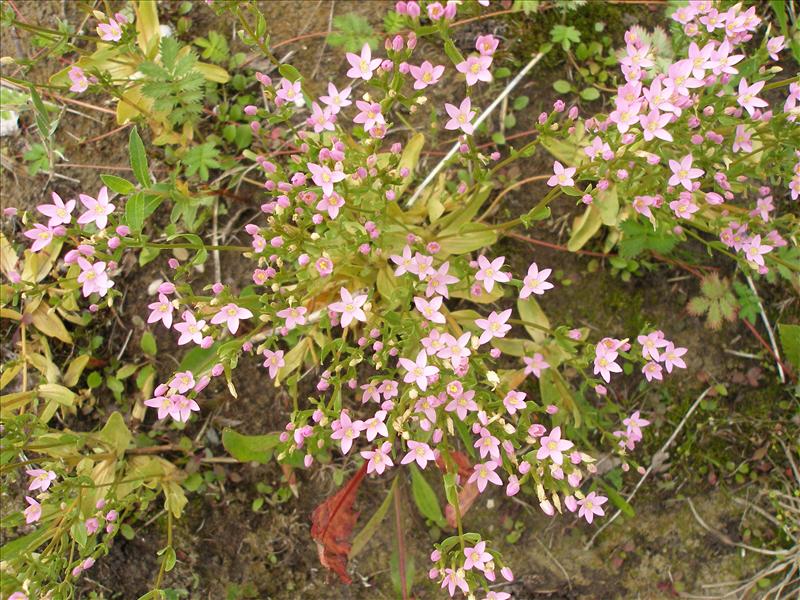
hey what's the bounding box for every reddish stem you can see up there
[394,478,409,600]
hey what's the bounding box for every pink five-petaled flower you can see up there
[262,349,286,379]
[624,411,650,440]
[520,262,554,298]
[475,255,510,293]
[743,235,772,268]
[307,102,335,133]
[144,394,173,420]
[211,303,253,334]
[414,295,446,324]
[737,78,768,117]
[77,186,114,230]
[24,224,56,253]
[331,411,365,455]
[425,261,459,297]
[307,162,345,197]
[361,441,394,475]
[593,346,622,383]
[26,468,56,492]
[661,342,687,373]
[68,66,89,93]
[169,395,200,423]
[174,311,205,345]
[640,110,673,142]
[147,293,174,329]
[353,100,385,131]
[38,192,75,226]
[398,350,439,391]
[503,390,527,415]
[667,154,704,191]
[642,361,663,382]
[77,258,113,297]
[547,161,576,188]
[170,371,195,394]
[536,427,574,465]
[484,593,511,600]
[468,461,503,493]
[524,353,550,378]
[363,410,389,441]
[24,496,42,524]
[475,309,512,345]
[328,287,368,327]
[438,332,472,371]
[444,389,478,421]
[577,491,607,524]
[463,541,492,571]
[319,82,352,114]
[317,192,345,219]
[444,97,476,135]
[474,429,500,460]
[637,331,669,361]
[401,440,435,469]
[276,305,308,330]
[409,61,445,90]
[441,568,469,597]
[96,18,122,42]
[456,55,492,86]
[346,43,382,80]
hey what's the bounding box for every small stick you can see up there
[405,52,546,208]
[585,386,713,549]
[745,274,785,383]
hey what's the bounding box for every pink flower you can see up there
[669,194,699,220]
[624,411,650,439]
[520,262,553,297]
[640,110,673,142]
[456,55,492,86]
[77,186,115,230]
[315,256,333,277]
[633,195,656,220]
[767,36,785,61]
[642,361,663,382]
[468,461,503,493]
[438,332,472,371]
[475,34,499,56]
[346,43,382,80]
[409,61,445,89]
[147,294,174,329]
[577,491,607,524]
[593,346,622,383]
[536,426,574,465]
[353,100,385,131]
[661,342,687,373]
[77,258,113,297]
[414,295,445,324]
[475,309,512,345]
[547,161,576,187]
[425,262,459,297]
[262,349,285,379]
[444,389,478,420]
[331,411,365,455]
[144,394,173,420]
[96,18,122,42]
[24,496,41,524]
[174,311,206,345]
[737,78,768,117]
[170,371,195,394]
[444,97,476,135]
[211,303,253,334]
[361,441,394,475]
[742,234,772,268]
[276,78,303,107]
[37,192,75,226]
[732,125,752,153]
[401,440,435,469]
[463,540,492,570]
[307,162,345,197]
[475,255,510,293]
[363,410,389,441]
[24,224,56,253]
[277,305,308,330]
[68,66,88,93]
[523,353,549,378]
[26,468,56,491]
[169,394,200,422]
[328,287,368,327]
[474,429,500,460]
[441,567,469,597]
[398,350,439,391]
[319,82,352,113]
[307,102,335,133]
[390,245,415,276]
[637,331,669,361]
[667,154,704,191]
[502,390,527,415]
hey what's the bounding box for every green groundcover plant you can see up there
[1,0,798,598]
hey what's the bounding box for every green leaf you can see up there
[580,87,600,101]
[777,323,800,369]
[327,13,379,53]
[409,465,446,527]
[141,331,157,356]
[129,127,152,187]
[438,222,497,256]
[517,296,550,343]
[97,412,133,457]
[351,478,397,558]
[567,204,603,252]
[125,193,162,233]
[222,429,281,463]
[278,64,302,83]
[101,174,136,195]
[553,79,572,94]
[598,480,635,517]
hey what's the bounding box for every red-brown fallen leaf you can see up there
[435,450,481,529]
[310,462,368,584]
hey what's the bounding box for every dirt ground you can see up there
[1,1,798,599]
